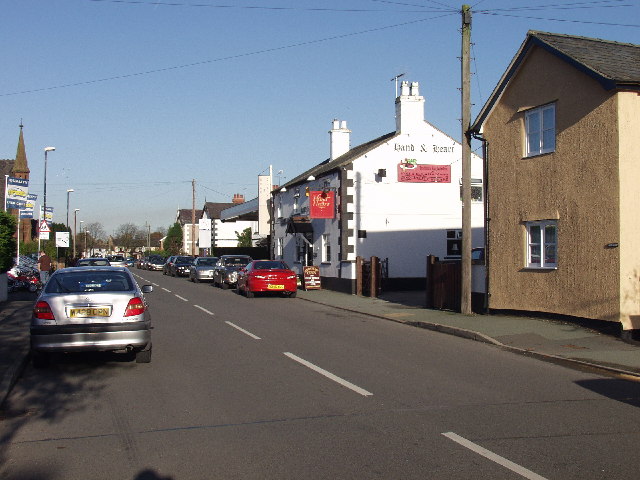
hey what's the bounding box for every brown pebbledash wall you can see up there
[482,45,640,328]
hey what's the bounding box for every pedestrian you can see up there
[37,250,52,284]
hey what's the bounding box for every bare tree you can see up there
[83,222,106,257]
[114,223,146,255]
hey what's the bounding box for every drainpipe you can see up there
[472,133,489,314]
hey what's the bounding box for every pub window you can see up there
[459,178,483,203]
[276,237,283,258]
[296,237,306,263]
[322,234,331,263]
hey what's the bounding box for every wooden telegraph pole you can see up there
[461,5,473,315]
[191,179,196,256]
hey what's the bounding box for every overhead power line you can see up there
[87,0,445,13]
[0,13,455,97]
[476,11,639,28]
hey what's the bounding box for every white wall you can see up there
[350,125,484,278]
[214,219,258,247]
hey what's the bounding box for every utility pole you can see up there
[191,179,196,256]
[461,4,473,315]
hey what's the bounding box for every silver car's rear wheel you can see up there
[32,351,49,368]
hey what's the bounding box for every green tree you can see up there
[236,227,253,247]
[0,211,17,273]
[164,222,183,255]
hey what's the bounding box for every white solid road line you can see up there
[225,321,261,340]
[162,287,171,293]
[442,432,548,480]
[194,305,214,316]
[175,295,188,302]
[284,352,373,397]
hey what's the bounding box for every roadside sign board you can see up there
[303,265,321,290]
[56,232,70,248]
[39,219,50,240]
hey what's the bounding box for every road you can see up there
[1,269,639,479]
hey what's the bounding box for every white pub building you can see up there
[272,81,484,293]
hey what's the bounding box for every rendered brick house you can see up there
[471,31,640,334]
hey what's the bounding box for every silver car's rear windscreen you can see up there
[46,271,134,294]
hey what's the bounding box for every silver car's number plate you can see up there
[68,306,112,318]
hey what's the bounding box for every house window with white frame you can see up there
[322,234,331,263]
[525,104,555,157]
[276,237,283,258]
[525,220,557,268]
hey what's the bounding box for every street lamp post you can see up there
[43,147,55,226]
[66,189,74,228]
[74,211,80,259]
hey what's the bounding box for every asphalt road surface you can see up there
[1,269,639,479]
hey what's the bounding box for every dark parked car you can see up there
[236,260,297,298]
[169,256,194,277]
[30,266,153,366]
[213,255,252,289]
[189,257,218,283]
[163,256,177,275]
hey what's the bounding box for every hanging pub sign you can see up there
[397,159,451,183]
[309,190,335,219]
[303,265,321,290]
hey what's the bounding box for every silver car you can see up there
[30,266,153,367]
[189,257,218,283]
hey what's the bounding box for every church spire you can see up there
[13,122,30,176]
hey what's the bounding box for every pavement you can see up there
[2,287,639,408]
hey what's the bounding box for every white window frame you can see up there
[525,220,557,269]
[321,234,331,263]
[276,237,283,258]
[525,104,556,157]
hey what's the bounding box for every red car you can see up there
[236,260,298,298]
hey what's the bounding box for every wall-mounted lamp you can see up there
[280,187,287,192]
[307,175,315,181]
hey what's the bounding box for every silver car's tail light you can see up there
[124,297,146,317]
[34,301,55,320]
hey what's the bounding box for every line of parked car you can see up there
[136,254,298,298]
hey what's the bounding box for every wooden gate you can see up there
[426,255,461,311]
[356,256,388,297]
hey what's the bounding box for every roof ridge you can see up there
[529,30,640,49]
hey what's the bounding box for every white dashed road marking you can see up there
[442,432,548,480]
[225,321,260,340]
[194,305,214,316]
[284,352,373,397]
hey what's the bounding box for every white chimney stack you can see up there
[329,119,351,160]
[395,81,425,133]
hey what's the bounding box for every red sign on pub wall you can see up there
[309,191,335,218]
[397,162,451,183]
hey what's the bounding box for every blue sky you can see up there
[1,0,638,235]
